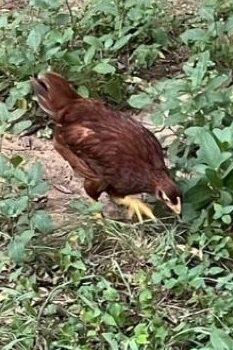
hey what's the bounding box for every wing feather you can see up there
[55,100,166,195]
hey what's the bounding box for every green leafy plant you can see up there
[0,0,172,112]
[180,0,233,66]
[0,153,52,264]
[129,50,233,229]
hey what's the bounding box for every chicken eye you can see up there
[159,191,171,203]
[157,190,163,199]
[38,79,48,91]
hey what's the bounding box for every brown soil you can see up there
[2,134,129,223]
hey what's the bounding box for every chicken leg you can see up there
[113,196,156,223]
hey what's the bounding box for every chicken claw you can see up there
[114,196,156,223]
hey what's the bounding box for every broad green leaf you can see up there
[62,28,73,43]
[185,127,230,169]
[0,102,10,122]
[14,196,29,216]
[93,62,116,75]
[102,313,117,327]
[139,289,152,303]
[77,85,89,98]
[45,29,62,45]
[71,260,86,271]
[151,111,164,125]
[7,81,31,109]
[0,196,30,217]
[128,93,152,109]
[104,37,114,49]
[45,46,63,60]
[185,182,212,204]
[13,120,32,134]
[26,29,42,52]
[225,15,233,32]
[173,265,188,276]
[31,210,54,234]
[213,203,233,219]
[208,267,224,275]
[213,128,232,146]
[64,50,82,65]
[190,51,210,90]
[14,168,28,184]
[198,5,215,22]
[31,182,49,196]
[219,190,232,206]
[34,23,49,36]
[102,333,119,350]
[164,278,177,289]
[180,28,207,44]
[84,46,96,65]
[210,328,233,350]
[112,34,132,50]
[9,108,27,122]
[28,162,43,185]
[103,288,118,301]
[83,35,101,48]
[223,206,233,215]
[8,230,34,264]
[91,0,117,15]
[222,215,232,224]
[0,15,8,28]
[206,74,229,90]
[134,323,149,345]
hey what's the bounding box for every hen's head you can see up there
[155,175,182,215]
[31,72,77,121]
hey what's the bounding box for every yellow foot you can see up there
[113,196,156,223]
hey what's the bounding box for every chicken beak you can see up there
[168,197,181,216]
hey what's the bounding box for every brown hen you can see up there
[31,72,181,222]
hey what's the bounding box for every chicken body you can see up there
[32,72,181,222]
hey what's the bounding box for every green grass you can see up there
[1,202,233,349]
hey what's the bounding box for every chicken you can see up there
[31,72,182,222]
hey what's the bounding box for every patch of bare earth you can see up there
[2,134,126,224]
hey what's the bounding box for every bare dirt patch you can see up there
[2,134,127,223]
